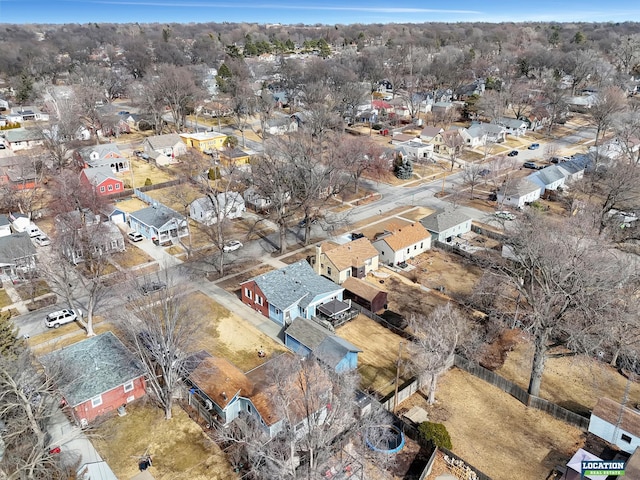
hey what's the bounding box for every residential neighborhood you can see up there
[0,14,640,480]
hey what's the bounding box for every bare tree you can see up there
[332,134,389,195]
[407,304,468,404]
[119,274,202,420]
[589,86,628,154]
[462,163,485,200]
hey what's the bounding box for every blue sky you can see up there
[2,0,640,24]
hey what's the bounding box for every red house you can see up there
[80,166,124,196]
[41,332,146,425]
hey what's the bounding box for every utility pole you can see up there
[393,341,404,412]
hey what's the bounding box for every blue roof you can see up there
[248,260,342,311]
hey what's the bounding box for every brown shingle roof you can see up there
[188,356,252,409]
[342,277,383,303]
[322,237,378,272]
[376,222,430,251]
[592,397,640,437]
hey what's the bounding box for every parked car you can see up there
[478,169,491,177]
[223,240,243,252]
[45,309,78,328]
[528,143,540,150]
[298,218,318,228]
[495,211,516,220]
[140,281,167,295]
[34,234,51,246]
[351,232,365,240]
[127,231,144,242]
[550,157,560,164]
[507,150,519,157]
[0,143,5,149]
[523,161,537,169]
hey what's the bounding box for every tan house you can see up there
[371,222,431,266]
[432,129,464,156]
[311,237,379,284]
[180,131,227,154]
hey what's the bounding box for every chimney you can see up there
[221,392,227,401]
[313,244,322,275]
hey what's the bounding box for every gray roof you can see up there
[3,128,44,143]
[82,166,118,185]
[559,156,590,175]
[315,336,361,369]
[0,232,35,263]
[248,260,342,311]
[77,144,124,163]
[41,332,144,407]
[191,192,244,212]
[528,166,566,186]
[496,117,527,129]
[499,178,542,197]
[420,209,470,233]
[145,133,182,151]
[131,204,185,229]
[0,215,9,227]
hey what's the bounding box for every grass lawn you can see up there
[145,184,202,213]
[187,291,286,371]
[217,264,274,293]
[396,206,434,222]
[0,289,13,308]
[400,368,584,480]
[375,274,447,319]
[112,197,148,213]
[497,339,640,415]
[15,280,51,301]
[336,314,412,397]
[92,403,237,480]
[29,319,111,355]
[127,159,177,188]
[111,248,155,269]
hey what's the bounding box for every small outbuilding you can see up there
[342,277,387,313]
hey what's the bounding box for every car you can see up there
[34,234,51,246]
[528,143,540,150]
[223,240,243,252]
[478,169,491,177]
[550,157,560,164]
[298,218,318,228]
[0,144,5,149]
[495,211,516,221]
[45,309,78,328]
[523,161,537,169]
[507,150,519,157]
[140,281,167,295]
[351,232,365,240]
[127,231,144,242]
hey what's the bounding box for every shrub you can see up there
[372,123,383,130]
[144,178,152,186]
[418,421,452,450]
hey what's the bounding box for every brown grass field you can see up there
[216,264,274,293]
[399,368,584,480]
[111,248,155,269]
[28,320,112,355]
[372,275,447,319]
[497,339,640,415]
[337,314,412,397]
[93,404,237,480]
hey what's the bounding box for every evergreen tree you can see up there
[0,311,23,359]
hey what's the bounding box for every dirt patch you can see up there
[478,329,524,370]
[396,207,434,222]
[93,403,236,480]
[279,246,316,265]
[497,340,640,413]
[113,197,148,213]
[336,314,412,397]
[405,368,584,480]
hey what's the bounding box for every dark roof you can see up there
[130,204,185,229]
[342,277,384,303]
[0,215,10,227]
[317,299,350,317]
[246,260,342,311]
[591,397,640,437]
[420,209,470,233]
[41,332,144,407]
[0,232,36,263]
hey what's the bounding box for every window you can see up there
[244,288,252,299]
[414,245,417,250]
[100,186,105,193]
[406,248,410,254]
[91,395,103,408]
[622,434,632,443]
[420,242,423,248]
[327,267,332,275]
[115,184,121,190]
[124,380,134,393]
[274,307,281,315]
[256,295,263,306]
[108,184,113,191]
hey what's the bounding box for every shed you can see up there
[342,277,387,313]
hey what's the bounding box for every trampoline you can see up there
[365,425,405,454]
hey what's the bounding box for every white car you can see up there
[34,234,51,246]
[223,240,243,252]
[127,231,144,242]
[44,309,78,328]
[495,211,516,221]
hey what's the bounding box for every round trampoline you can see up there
[365,425,405,454]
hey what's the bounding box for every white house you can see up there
[495,117,528,137]
[497,178,542,208]
[189,192,246,225]
[527,166,567,193]
[588,397,640,454]
[266,117,298,136]
[371,222,431,266]
[419,209,472,242]
[459,124,487,147]
[143,133,187,160]
[394,139,434,160]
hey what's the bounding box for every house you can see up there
[432,129,464,156]
[284,317,361,372]
[0,215,11,237]
[394,140,434,160]
[0,98,8,110]
[495,117,528,137]
[128,204,188,245]
[243,187,277,212]
[9,106,49,122]
[80,166,124,196]
[0,155,38,189]
[524,107,552,131]
[497,178,542,209]
[143,133,188,160]
[75,144,129,173]
[180,131,227,154]
[41,332,146,425]
[431,102,456,114]
[189,192,245,225]
[0,232,36,279]
[420,209,472,242]
[391,133,418,145]
[588,397,640,454]
[459,124,487,148]
[55,211,126,264]
[371,222,431,266]
[145,149,174,167]
[310,238,379,284]
[219,147,254,166]
[419,126,444,143]
[240,260,344,326]
[2,128,45,151]
[558,156,589,182]
[342,276,387,313]
[567,94,597,113]
[527,166,567,194]
[265,116,298,135]
[186,352,332,439]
